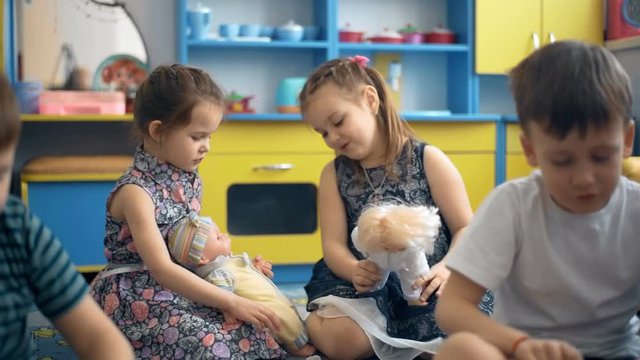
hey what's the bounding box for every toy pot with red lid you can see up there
[424,25,456,44]
[339,23,364,42]
[369,28,403,43]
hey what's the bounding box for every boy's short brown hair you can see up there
[0,73,21,150]
[510,40,632,139]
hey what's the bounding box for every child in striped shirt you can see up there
[0,72,133,360]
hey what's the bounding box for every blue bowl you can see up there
[219,23,240,38]
[240,24,262,37]
[276,28,304,42]
[260,26,275,38]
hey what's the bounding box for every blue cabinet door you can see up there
[26,181,114,271]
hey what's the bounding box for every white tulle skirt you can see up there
[310,295,442,359]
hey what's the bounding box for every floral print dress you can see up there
[90,147,285,359]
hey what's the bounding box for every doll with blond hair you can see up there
[352,203,441,306]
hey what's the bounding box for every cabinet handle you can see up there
[252,163,294,171]
[532,32,540,50]
[548,32,556,43]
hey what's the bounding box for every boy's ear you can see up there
[148,120,163,143]
[623,119,635,157]
[362,85,379,115]
[520,132,539,167]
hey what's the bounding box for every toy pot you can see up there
[424,25,456,44]
[276,20,304,41]
[339,23,364,42]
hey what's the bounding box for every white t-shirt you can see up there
[447,171,640,357]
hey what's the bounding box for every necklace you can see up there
[361,164,388,204]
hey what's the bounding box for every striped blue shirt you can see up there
[0,195,88,359]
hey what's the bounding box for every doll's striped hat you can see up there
[168,211,212,268]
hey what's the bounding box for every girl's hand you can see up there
[225,295,282,333]
[513,338,582,360]
[352,259,382,294]
[413,260,451,303]
[252,255,274,279]
[222,310,238,324]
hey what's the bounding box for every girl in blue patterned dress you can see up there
[90,64,286,359]
[298,56,493,359]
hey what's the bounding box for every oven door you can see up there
[200,153,334,264]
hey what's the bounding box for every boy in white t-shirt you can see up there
[431,41,640,359]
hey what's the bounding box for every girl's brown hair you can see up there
[132,64,225,143]
[298,57,415,176]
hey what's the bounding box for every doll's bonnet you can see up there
[167,211,213,268]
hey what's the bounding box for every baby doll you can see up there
[351,203,441,306]
[168,212,316,357]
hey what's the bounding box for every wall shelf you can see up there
[177,0,477,115]
[605,35,640,52]
[337,43,470,53]
[187,40,330,49]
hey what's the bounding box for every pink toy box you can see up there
[38,91,126,115]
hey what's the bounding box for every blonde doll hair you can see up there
[355,203,441,254]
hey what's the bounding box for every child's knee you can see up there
[306,314,373,360]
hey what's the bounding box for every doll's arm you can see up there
[351,226,368,257]
[204,267,236,293]
[252,255,274,279]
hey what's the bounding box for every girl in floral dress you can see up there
[90,64,286,359]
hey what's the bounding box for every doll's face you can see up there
[381,238,407,253]
[201,222,232,262]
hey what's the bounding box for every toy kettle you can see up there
[187,3,212,40]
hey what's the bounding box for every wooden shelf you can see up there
[21,114,133,122]
[605,35,640,52]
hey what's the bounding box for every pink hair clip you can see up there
[349,55,369,68]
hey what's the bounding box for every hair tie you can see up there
[349,55,369,68]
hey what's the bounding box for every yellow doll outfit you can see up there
[168,214,309,353]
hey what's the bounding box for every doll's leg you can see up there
[398,268,423,304]
[401,254,431,305]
